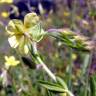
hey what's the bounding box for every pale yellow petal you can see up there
[15,60,20,64]
[8,36,19,48]
[18,36,25,49]
[6,19,24,35]
[4,56,8,61]
[12,60,20,66]
[5,62,10,69]
[6,0,13,3]
[24,44,29,54]
[24,12,39,28]
[9,56,15,61]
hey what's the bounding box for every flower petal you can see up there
[24,44,29,54]
[12,60,20,66]
[24,12,39,28]
[4,56,8,61]
[8,36,19,48]
[4,56,20,68]
[18,36,29,54]
[6,19,24,35]
[9,56,15,61]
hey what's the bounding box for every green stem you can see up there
[32,42,56,81]
[68,48,73,91]
[81,53,92,96]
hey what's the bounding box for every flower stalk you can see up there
[32,42,56,81]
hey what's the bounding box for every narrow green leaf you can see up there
[47,90,54,96]
[90,75,96,96]
[38,80,65,93]
[56,77,68,90]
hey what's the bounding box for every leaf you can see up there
[48,31,90,52]
[56,77,68,90]
[39,80,74,96]
[47,90,54,96]
[90,75,96,96]
[38,80,65,93]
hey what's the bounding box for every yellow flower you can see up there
[1,11,9,18]
[0,0,13,3]
[72,53,77,60]
[4,56,20,68]
[63,11,70,17]
[6,12,45,54]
